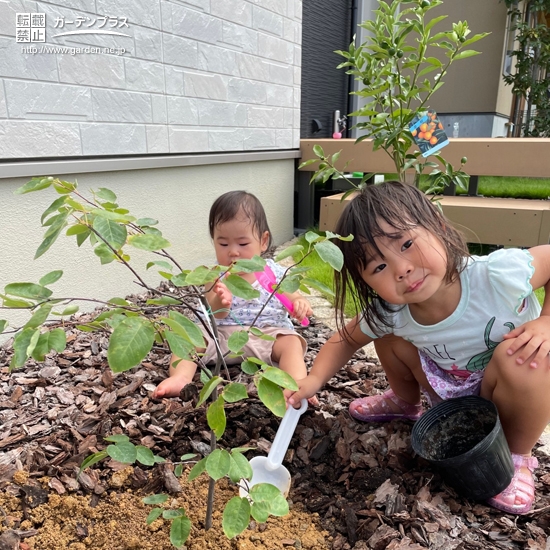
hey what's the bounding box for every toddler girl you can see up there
[153,190,312,400]
[289,181,550,515]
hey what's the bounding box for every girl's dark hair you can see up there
[209,190,273,250]
[334,181,469,336]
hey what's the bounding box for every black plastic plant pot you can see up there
[411,396,514,500]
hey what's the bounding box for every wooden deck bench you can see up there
[299,138,550,247]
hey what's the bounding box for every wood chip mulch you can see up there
[1,296,549,549]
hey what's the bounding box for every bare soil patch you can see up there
[1,311,549,549]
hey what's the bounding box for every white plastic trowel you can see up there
[240,399,308,498]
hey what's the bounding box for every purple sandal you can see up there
[487,453,538,515]
[349,389,424,422]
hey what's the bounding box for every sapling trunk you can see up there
[199,294,222,531]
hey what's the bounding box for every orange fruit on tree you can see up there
[424,131,432,140]
[430,136,438,145]
[420,123,428,132]
[418,132,425,139]
[412,129,417,136]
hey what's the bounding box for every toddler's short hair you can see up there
[209,191,273,250]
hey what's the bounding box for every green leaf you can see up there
[262,367,298,391]
[93,217,127,250]
[188,457,207,481]
[96,187,118,202]
[223,383,248,403]
[250,484,289,516]
[163,509,185,520]
[94,308,123,322]
[5,282,52,300]
[232,256,266,273]
[39,270,64,287]
[128,234,170,251]
[312,144,325,158]
[275,244,304,262]
[257,378,286,418]
[168,311,205,348]
[41,197,68,225]
[184,266,216,286]
[54,181,75,194]
[53,304,79,316]
[106,441,137,464]
[170,515,192,548]
[251,501,270,523]
[15,176,54,195]
[298,158,319,169]
[227,330,249,354]
[146,296,181,307]
[76,227,91,247]
[35,210,69,259]
[205,448,231,480]
[228,451,253,483]
[305,230,322,244]
[10,328,38,369]
[279,277,300,294]
[146,508,163,525]
[79,451,108,474]
[24,304,52,330]
[425,15,448,32]
[0,294,33,308]
[207,396,227,439]
[136,445,156,466]
[107,316,155,373]
[223,496,251,539]
[146,260,172,271]
[241,360,259,375]
[143,494,169,505]
[314,240,344,271]
[93,243,115,265]
[164,331,195,362]
[180,453,197,462]
[249,482,282,503]
[171,272,187,286]
[301,277,335,297]
[453,49,481,60]
[0,320,7,333]
[460,33,490,48]
[90,208,135,223]
[104,434,130,443]
[224,274,260,300]
[174,464,183,477]
[197,376,223,407]
[31,328,66,361]
[136,217,159,227]
[65,197,87,211]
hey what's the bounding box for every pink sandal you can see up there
[349,389,424,422]
[487,454,538,514]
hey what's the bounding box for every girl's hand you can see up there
[291,296,312,322]
[503,315,550,368]
[287,374,323,408]
[213,281,232,309]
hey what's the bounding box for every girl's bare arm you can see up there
[288,315,374,404]
[503,245,550,367]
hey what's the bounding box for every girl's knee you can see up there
[375,334,416,355]
[272,334,305,359]
[486,339,549,387]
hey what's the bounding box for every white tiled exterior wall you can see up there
[0,0,302,158]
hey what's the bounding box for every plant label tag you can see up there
[409,110,450,158]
